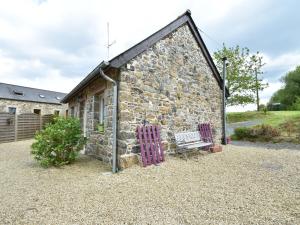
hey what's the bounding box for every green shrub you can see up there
[291,97,300,110]
[31,117,87,167]
[263,107,268,115]
[233,127,252,140]
[232,124,280,142]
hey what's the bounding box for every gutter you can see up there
[99,61,118,173]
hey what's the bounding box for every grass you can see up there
[228,111,300,143]
[227,111,300,126]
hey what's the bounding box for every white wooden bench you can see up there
[174,131,212,156]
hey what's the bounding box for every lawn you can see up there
[0,140,299,225]
[227,111,300,127]
[228,111,300,143]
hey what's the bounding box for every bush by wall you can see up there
[31,117,86,167]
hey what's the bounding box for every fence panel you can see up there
[42,114,54,128]
[0,113,16,143]
[17,113,41,141]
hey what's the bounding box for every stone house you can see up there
[0,82,67,116]
[62,10,227,169]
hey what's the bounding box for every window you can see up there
[99,95,105,123]
[33,109,41,115]
[70,107,75,117]
[65,109,69,117]
[8,107,16,114]
[93,93,105,129]
[54,110,60,116]
[13,90,23,96]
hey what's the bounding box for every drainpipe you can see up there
[222,57,227,145]
[99,64,118,173]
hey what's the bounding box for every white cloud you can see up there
[0,51,81,92]
[227,104,256,112]
[263,51,300,74]
[0,0,298,111]
[260,81,283,103]
[0,0,250,93]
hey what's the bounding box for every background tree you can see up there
[268,66,300,110]
[214,45,268,108]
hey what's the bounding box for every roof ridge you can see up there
[0,82,67,95]
[108,10,192,67]
[62,9,228,103]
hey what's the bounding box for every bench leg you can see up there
[184,152,188,161]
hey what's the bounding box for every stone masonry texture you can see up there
[118,24,223,157]
[68,24,223,167]
[68,72,117,164]
[0,99,67,116]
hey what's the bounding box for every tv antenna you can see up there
[107,22,116,60]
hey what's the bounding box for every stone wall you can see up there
[118,24,223,156]
[66,23,223,168]
[0,99,67,116]
[67,70,118,164]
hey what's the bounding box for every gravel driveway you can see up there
[0,140,299,225]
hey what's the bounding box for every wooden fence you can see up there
[0,113,15,143]
[0,113,54,144]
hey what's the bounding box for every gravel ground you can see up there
[0,140,299,225]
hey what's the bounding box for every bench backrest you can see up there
[174,131,201,144]
[198,123,213,143]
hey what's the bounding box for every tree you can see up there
[214,45,268,108]
[269,66,300,110]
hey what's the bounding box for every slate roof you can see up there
[62,10,228,103]
[0,82,66,105]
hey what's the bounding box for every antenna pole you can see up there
[106,22,116,60]
[107,22,109,60]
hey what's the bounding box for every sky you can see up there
[0,0,299,112]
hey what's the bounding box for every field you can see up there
[228,111,300,142]
[227,111,300,126]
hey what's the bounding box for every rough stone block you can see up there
[119,153,139,169]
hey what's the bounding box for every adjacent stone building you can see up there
[0,83,67,116]
[62,10,227,168]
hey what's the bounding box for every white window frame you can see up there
[99,94,105,124]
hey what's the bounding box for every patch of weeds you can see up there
[232,124,281,142]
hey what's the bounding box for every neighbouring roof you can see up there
[62,10,228,103]
[0,82,67,105]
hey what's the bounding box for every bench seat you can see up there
[177,141,212,149]
[175,131,212,154]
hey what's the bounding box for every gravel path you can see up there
[232,140,300,151]
[227,120,263,136]
[0,140,299,225]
